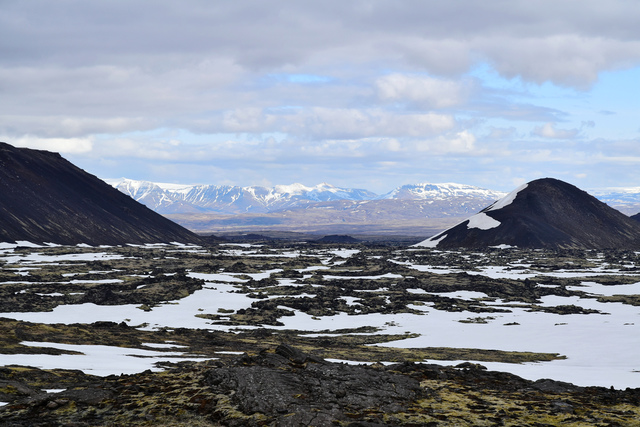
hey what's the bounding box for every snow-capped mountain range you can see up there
[106,178,640,220]
[106,179,508,215]
[106,179,378,215]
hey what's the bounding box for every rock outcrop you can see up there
[0,142,201,245]
[1,345,639,426]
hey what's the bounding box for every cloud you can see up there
[0,115,153,139]
[479,35,640,88]
[197,107,456,139]
[9,136,93,154]
[3,1,640,86]
[221,108,278,133]
[375,74,470,108]
[486,127,518,140]
[2,1,640,192]
[286,108,455,139]
[440,130,477,153]
[531,123,580,139]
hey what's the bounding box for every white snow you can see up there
[486,183,528,211]
[327,249,360,258]
[466,212,501,230]
[567,281,640,296]
[431,291,489,300]
[0,341,209,376]
[378,182,507,201]
[321,273,403,280]
[414,233,447,248]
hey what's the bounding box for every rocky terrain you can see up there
[1,145,639,424]
[0,143,200,245]
[418,178,640,249]
[0,241,639,425]
[1,344,639,426]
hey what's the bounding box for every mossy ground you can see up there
[1,353,639,426]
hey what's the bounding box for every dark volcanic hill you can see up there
[416,178,640,249]
[632,212,640,222]
[0,142,201,245]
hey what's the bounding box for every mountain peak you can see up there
[378,182,507,201]
[416,178,640,249]
[0,143,201,245]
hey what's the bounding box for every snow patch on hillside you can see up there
[467,212,501,229]
[486,183,528,211]
[414,233,447,248]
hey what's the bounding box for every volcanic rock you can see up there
[416,178,640,249]
[0,142,201,245]
[315,234,360,243]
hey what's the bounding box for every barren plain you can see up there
[0,240,639,425]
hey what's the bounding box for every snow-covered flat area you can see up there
[0,243,639,389]
[1,341,208,376]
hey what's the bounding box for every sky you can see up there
[1,0,640,194]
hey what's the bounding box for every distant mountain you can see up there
[416,178,640,249]
[108,179,507,215]
[106,179,515,235]
[588,187,640,215]
[0,143,201,245]
[108,179,377,215]
[377,182,506,201]
[107,177,640,238]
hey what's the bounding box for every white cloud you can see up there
[413,131,477,154]
[285,108,456,139]
[532,123,579,139]
[447,130,477,152]
[486,127,517,140]
[3,1,640,191]
[4,1,640,87]
[480,35,640,88]
[222,108,277,133]
[375,74,469,108]
[9,136,94,154]
[0,115,153,139]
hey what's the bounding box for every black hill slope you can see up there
[0,142,201,245]
[416,178,640,249]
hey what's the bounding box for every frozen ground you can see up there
[0,242,639,388]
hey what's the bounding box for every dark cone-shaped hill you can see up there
[0,142,202,245]
[632,212,640,222]
[416,178,640,250]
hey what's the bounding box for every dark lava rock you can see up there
[0,142,201,245]
[419,177,640,249]
[315,234,361,243]
[1,347,639,426]
[532,378,583,393]
[205,344,423,426]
